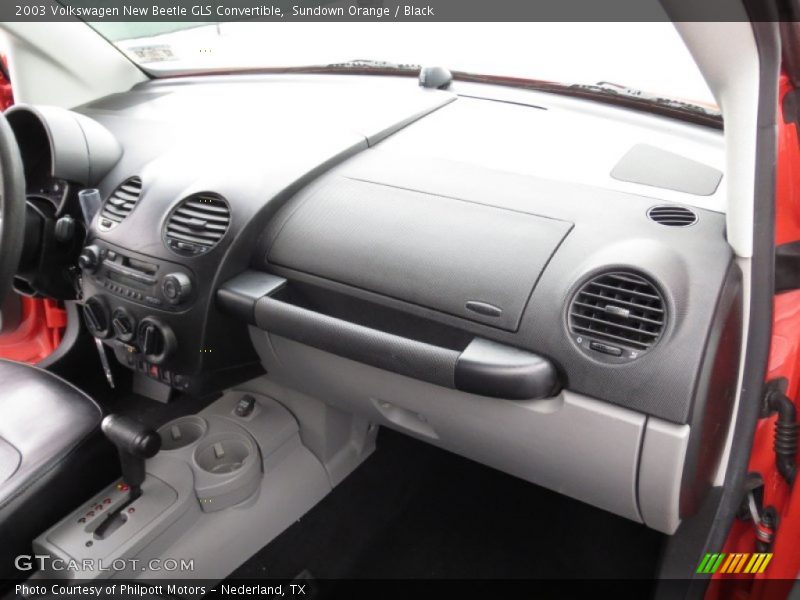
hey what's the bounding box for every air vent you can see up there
[164,193,230,256]
[647,205,698,227]
[569,271,666,354]
[99,177,142,229]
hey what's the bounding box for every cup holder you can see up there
[158,416,207,451]
[194,434,253,475]
[156,415,261,512]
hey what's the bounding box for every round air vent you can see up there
[568,271,666,360]
[647,204,698,227]
[164,193,230,256]
[99,177,142,230]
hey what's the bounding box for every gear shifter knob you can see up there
[101,414,160,500]
[101,414,160,458]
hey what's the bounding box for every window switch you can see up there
[234,395,256,418]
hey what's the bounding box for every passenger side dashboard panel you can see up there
[51,74,739,535]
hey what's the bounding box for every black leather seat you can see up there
[0,359,115,581]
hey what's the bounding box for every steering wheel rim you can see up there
[0,111,26,307]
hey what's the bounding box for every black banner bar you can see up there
[0,0,788,23]
[3,579,800,600]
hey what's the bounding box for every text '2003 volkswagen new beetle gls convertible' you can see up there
[0,3,798,599]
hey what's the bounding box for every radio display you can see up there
[106,269,149,291]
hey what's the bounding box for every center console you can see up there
[79,240,196,392]
[30,390,375,581]
[77,237,261,399]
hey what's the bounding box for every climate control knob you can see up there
[78,245,101,273]
[162,272,192,304]
[83,296,112,339]
[111,308,136,342]
[137,317,176,365]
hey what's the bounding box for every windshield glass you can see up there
[91,22,716,108]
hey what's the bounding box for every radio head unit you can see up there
[79,242,195,310]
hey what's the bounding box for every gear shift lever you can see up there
[101,414,161,501]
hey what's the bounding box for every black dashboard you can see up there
[6,73,739,533]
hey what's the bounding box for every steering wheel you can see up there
[0,111,26,306]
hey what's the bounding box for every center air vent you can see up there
[647,205,698,227]
[164,193,230,256]
[568,271,666,360]
[99,177,142,230]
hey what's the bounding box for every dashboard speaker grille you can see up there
[647,205,698,227]
[164,193,230,256]
[569,271,666,352]
[99,177,142,229]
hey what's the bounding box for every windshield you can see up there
[91,22,716,108]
